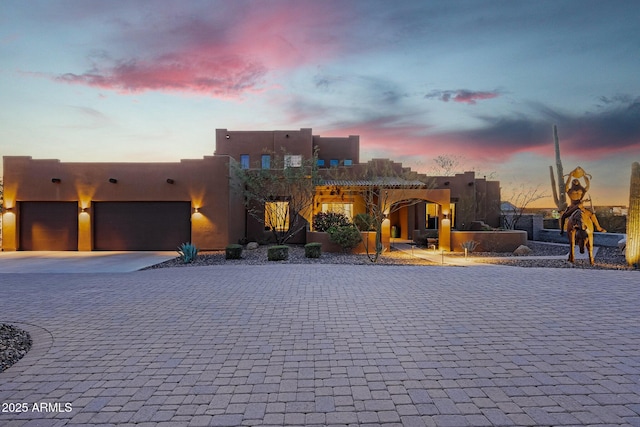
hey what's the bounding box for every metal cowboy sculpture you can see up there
[559,166,606,265]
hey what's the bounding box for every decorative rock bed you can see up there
[0,323,32,372]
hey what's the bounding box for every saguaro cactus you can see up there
[627,162,640,267]
[549,125,567,213]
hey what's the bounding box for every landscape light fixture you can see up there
[51,178,61,183]
[109,178,118,184]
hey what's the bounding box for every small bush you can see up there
[354,213,375,231]
[177,242,199,264]
[313,211,351,232]
[328,225,362,253]
[225,244,243,260]
[268,245,289,261]
[304,242,322,258]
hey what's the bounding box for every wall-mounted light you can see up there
[5,206,13,211]
[443,181,450,186]
[51,178,61,183]
[226,134,230,139]
[193,207,199,213]
[80,207,87,213]
[468,182,474,186]
[285,134,290,138]
[109,178,118,184]
[166,178,175,184]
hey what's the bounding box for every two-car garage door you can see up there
[93,202,191,250]
[19,201,191,251]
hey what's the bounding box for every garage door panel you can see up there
[94,202,190,250]
[20,202,78,251]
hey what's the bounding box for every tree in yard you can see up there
[340,160,435,262]
[233,151,319,245]
[501,183,548,230]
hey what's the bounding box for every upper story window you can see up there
[284,155,302,168]
[329,159,339,167]
[240,154,250,169]
[317,159,325,167]
[344,159,353,166]
[261,154,271,169]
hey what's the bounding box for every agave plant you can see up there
[177,242,199,264]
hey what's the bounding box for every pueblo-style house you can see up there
[1,128,500,252]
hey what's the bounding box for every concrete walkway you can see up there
[0,251,176,273]
[1,264,639,426]
[392,242,597,266]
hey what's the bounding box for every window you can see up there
[344,159,353,166]
[284,155,302,168]
[265,201,289,231]
[329,159,339,167]
[240,154,250,169]
[317,159,325,167]
[322,203,353,220]
[261,154,271,169]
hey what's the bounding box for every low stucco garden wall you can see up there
[450,230,527,253]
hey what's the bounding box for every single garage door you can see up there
[20,202,78,251]
[93,202,191,250]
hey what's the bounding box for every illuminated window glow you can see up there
[322,203,353,220]
[265,201,289,231]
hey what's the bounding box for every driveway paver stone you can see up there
[1,264,639,426]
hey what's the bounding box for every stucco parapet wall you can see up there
[537,229,625,248]
[451,230,527,253]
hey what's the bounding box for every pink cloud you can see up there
[426,89,500,105]
[57,55,267,98]
[53,2,343,98]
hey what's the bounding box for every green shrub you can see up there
[313,211,351,232]
[177,242,199,264]
[353,213,375,231]
[225,244,243,260]
[304,242,322,258]
[328,225,362,253]
[268,245,289,261]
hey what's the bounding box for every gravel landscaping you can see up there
[0,323,32,373]
[147,240,633,270]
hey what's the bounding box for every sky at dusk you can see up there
[1,0,639,207]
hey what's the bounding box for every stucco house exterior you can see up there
[1,128,500,251]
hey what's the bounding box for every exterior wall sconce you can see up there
[51,178,61,183]
[5,206,13,211]
[468,182,474,186]
[443,212,450,220]
[80,207,87,213]
[443,181,450,186]
[166,178,175,184]
[109,178,118,184]
[226,134,230,139]
[193,207,200,214]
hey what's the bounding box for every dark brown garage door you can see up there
[20,202,78,251]
[93,202,191,250]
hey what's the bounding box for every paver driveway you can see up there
[1,264,639,426]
